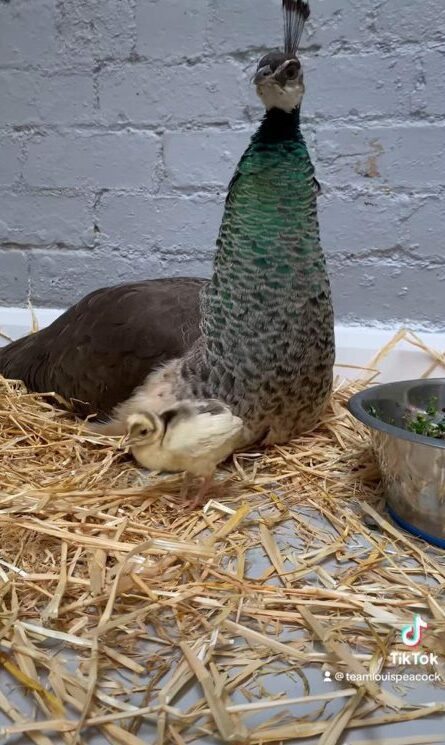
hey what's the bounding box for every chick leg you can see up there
[180,472,193,500]
[187,473,215,511]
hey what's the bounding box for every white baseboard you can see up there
[1,306,444,384]
[0,306,62,339]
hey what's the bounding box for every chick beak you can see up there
[121,432,133,449]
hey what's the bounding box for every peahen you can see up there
[0,0,335,447]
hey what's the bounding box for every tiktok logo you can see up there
[401,615,428,648]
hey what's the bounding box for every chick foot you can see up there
[181,473,219,511]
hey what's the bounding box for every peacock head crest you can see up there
[254,0,309,113]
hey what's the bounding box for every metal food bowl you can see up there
[348,379,445,548]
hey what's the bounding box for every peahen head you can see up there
[254,0,309,113]
[254,52,304,112]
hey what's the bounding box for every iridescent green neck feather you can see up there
[179,107,335,445]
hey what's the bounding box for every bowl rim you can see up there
[347,378,445,450]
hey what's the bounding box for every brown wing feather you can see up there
[0,278,205,415]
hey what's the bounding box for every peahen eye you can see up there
[286,62,300,79]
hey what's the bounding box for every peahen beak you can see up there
[253,66,273,86]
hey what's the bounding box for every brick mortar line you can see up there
[1,118,445,139]
[1,41,444,75]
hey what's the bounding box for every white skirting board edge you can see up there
[1,306,445,384]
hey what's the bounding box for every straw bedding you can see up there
[0,330,444,744]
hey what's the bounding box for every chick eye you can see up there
[140,428,148,436]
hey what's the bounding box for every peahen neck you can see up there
[255,106,302,143]
[187,100,332,420]
[202,102,325,320]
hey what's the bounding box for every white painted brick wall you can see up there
[24,131,161,188]
[0,194,93,246]
[0,71,96,125]
[0,0,444,327]
[97,194,223,256]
